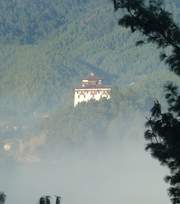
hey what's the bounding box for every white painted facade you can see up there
[74,73,111,107]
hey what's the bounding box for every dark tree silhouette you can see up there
[55,196,61,204]
[0,192,6,204]
[112,0,180,203]
[45,196,51,204]
[39,196,46,204]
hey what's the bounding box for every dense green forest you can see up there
[0,0,180,162]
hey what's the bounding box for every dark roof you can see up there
[74,73,111,90]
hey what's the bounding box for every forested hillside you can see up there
[0,0,180,161]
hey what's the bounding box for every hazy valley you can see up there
[0,0,180,203]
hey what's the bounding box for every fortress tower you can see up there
[74,73,111,107]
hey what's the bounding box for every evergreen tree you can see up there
[45,196,51,204]
[39,197,46,204]
[55,196,61,204]
[112,0,180,203]
[0,192,6,204]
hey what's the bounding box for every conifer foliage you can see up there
[39,195,61,204]
[0,192,6,204]
[113,0,180,203]
[55,196,61,204]
[39,196,51,204]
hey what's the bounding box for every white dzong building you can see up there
[74,73,111,107]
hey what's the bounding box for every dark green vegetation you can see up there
[113,0,180,203]
[0,0,179,168]
[0,0,89,43]
[0,193,61,204]
[40,196,51,204]
[0,192,6,204]
[1,1,180,204]
[1,0,180,113]
[39,195,61,204]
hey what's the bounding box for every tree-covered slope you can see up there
[1,0,179,110]
[0,0,180,161]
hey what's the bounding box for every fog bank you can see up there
[1,129,169,204]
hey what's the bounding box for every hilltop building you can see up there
[74,73,111,107]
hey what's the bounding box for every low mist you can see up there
[0,111,170,204]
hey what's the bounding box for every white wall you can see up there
[74,88,111,107]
